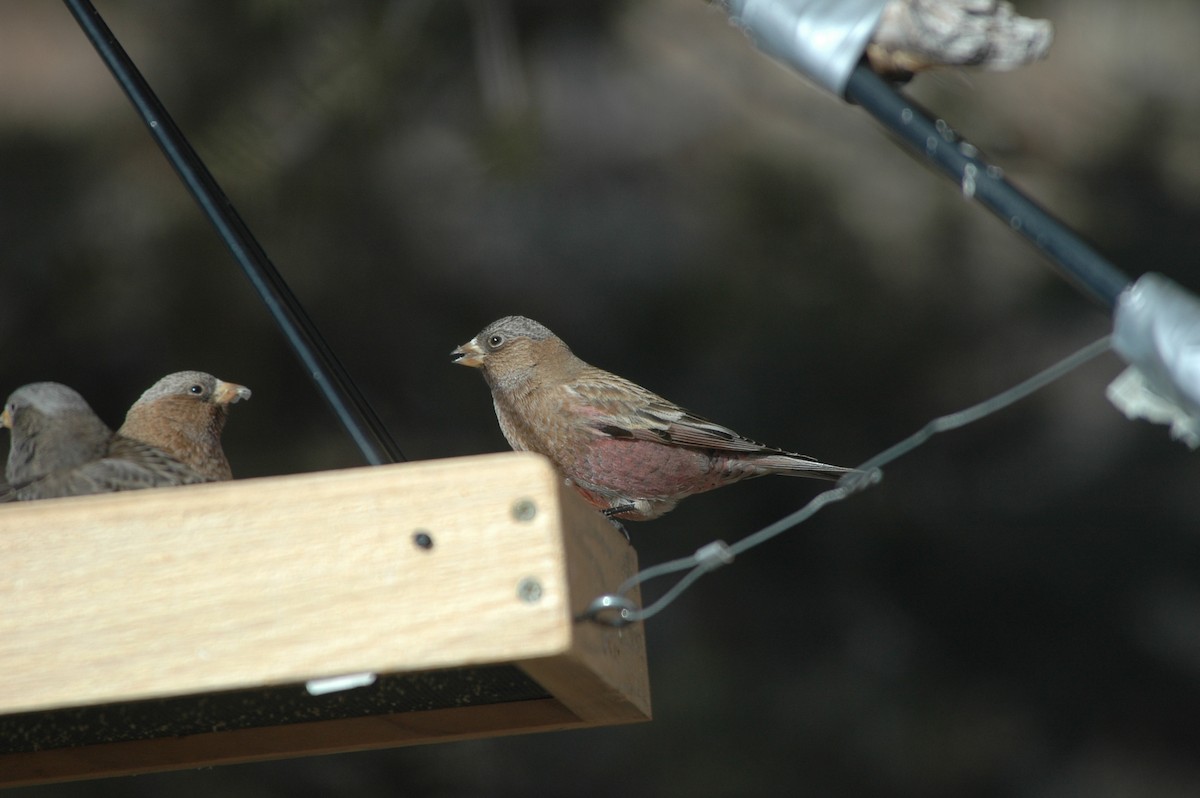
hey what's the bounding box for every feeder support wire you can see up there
[63,0,405,466]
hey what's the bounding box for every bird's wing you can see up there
[0,438,210,500]
[96,436,214,489]
[41,436,214,495]
[32,459,206,498]
[564,369,787,455]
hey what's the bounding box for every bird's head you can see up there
[3,382,96,432]
[133,371,252,410]
[1,382,113,476]
[452,315,568,389]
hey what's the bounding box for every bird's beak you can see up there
[0,407,10,429]
[451,338,486,368]
[213,380,252,405]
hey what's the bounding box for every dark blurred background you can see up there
[4,1,1200,795]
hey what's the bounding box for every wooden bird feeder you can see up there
[0,451,650,787]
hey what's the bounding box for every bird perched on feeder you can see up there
[118,370,252,481]
[0,381,211,502]
[452,315,852,522]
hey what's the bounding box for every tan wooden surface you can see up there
[519,482,650,722]
[0,451,649,784]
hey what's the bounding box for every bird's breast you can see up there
[562,436,737,499]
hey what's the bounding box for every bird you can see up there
[118,371,251,481]
[452,315,853,521]
[1,381,212,502]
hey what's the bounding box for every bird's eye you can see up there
[488,334,505,349]
[189,384,204,395]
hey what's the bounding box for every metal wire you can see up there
[63,0,405,466]
[581,336,1114,626]
[580,62,1137,626]
[843,64,1132,310]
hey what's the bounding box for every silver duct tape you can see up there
[722,0,889,96]
[1110,273,1200,447]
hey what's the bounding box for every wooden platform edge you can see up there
[519,479,651,722]
[0,452,650,787]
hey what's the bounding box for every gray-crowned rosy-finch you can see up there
[119,371,251,482]
[1,381,211,501]
[452,315,852,521]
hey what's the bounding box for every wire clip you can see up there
[694,540,735,572]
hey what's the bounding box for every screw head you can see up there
[511,499,537,522]
[517,578,543,603]
[412,531,434,550]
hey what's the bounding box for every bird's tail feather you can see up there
[756,454,855,480]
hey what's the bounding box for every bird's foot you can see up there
[602,504,637,518]
[601,505,636,541]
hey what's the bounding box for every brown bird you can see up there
[118,371,251,481]
[452,316,852,521]
[1,381,211,502]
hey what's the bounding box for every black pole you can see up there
[844,64,1132,310]
[63,0,405,465]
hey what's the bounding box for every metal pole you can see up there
[63,0,405,464]
[844,64,1132,309]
